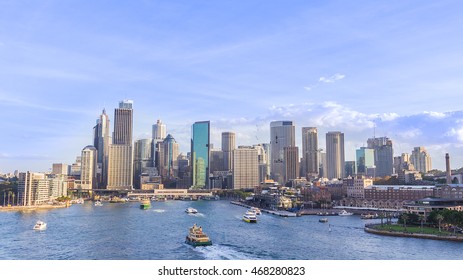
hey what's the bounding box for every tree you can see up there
[401,213,409,230]
[419,214,427,232]
[7,191,12,206]
[436,214,444,232]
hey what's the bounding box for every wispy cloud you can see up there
[305,73,346,91]
[319,73,346,83]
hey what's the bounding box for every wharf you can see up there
[0,204,68,212]
[230,201,298,217]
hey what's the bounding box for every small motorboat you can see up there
[33,221,47,231]
[185,207,198,214]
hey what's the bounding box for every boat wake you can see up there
[152,209,166,213]
[195,244,258,260]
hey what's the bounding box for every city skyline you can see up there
[1,1,463,172]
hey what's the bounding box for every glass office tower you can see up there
[191,121,210,189]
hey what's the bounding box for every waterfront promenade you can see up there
[365,224,463,242]
[0,204,68,212]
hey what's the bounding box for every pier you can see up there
[230,201,298,217]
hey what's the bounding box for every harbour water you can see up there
[1,200,462,260]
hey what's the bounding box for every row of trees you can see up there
[399,209,463,232]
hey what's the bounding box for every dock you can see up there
[230,201,298,217]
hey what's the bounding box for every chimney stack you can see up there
[446,153,452,184]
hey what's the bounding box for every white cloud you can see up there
[447,127,463,142]
[424,111,447,118]
[398,129,422,139]
[319,73,346,83]
[379,113,400,121]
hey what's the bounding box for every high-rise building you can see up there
[159,134,179,179]
[394,153,410,173]
[345,161,356,177]
[326,131,345,179]
[113,100,133,145]
[69,156,82,177]
[210,150,225,173]
[253,143,270,183]
[107,145,133,190]
[191,121,210,189]
[233,146,259,189]
[133,139,154,189]
[367,137,393,178]
[222,132,235,171]
[356,147,375,177]
[79,145,97,190]
[284,146,299,182]
[93,109,110,187]
[410,147,432,173]
[107,100,134,190]
[270,121,295,185]
[18,172,49,206]
[52,163,68,175]
[319,152,327,178]
[302,127,318,178]
[152,119,167,141]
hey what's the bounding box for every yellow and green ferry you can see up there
[185,224,212,247]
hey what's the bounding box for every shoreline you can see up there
[364,224,463,242]
[0,204,69,212]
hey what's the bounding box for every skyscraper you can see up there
[326,131,345,180]
[191,121,210,189]
[152,119,167,141]
[113,100,133,145]
[302,127,318,178]
[356,147,375,176]
[233,146,259,189]
[93,109,110,187]
[222,132,235,171]
[253,143,270,183]
[159,134,179,179]
[133,138,154,189]
[80,145,97,190]
[107,145,133,190]
[367,137,393,178]
[284,146,299,182]
[270,121,295,185]
[410,147,432,173]
[107,100,134,190]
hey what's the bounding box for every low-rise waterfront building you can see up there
[405,198,463,216]
[345,176,374,199]
[364,185,435,201]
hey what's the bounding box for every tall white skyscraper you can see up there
[302,127,318,178]
[80,145,97,190]
[411,146,432,173]
[152,119,167,141]
[326,131,345,180]
[270,121,295,185]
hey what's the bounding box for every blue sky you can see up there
[1,0,463,172]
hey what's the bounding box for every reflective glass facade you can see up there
[191,121,210,188]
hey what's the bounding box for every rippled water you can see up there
[0,200,462,260]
